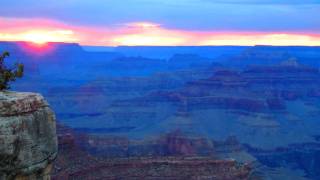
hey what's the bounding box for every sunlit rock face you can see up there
[0,91,57,180]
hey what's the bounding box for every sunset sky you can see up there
[0,0,319,46]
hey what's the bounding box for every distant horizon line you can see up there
[1,40,320,48]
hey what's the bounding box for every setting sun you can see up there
[21,30,76,45]
[0,28,77,45]
[22,32,51,45]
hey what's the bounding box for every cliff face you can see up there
[0,91,58,180]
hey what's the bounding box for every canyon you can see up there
[2,41,320,179]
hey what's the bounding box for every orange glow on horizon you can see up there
[0,18,319,46]
[22,32,53,45]
[18,30,76,45]
[199,33,320,46]
[23,32,49,45]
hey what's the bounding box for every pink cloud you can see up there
[0,17,320,46]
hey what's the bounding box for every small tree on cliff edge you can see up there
[0,51,24,91]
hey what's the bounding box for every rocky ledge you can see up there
[66,157,251,180]
[52,124,253,179]
[0,91,58,180]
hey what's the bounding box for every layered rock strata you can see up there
[0,91,58,180]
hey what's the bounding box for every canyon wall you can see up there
[0,92,57,180]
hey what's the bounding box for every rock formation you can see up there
[52,124,252,180]
[0,91,58,180]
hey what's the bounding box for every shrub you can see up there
[0,51,24,91]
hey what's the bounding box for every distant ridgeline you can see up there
[0,41,120,66]
[1,41,319,95]
[1,41,320,66]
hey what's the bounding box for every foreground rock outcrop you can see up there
[0,91,58,180]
